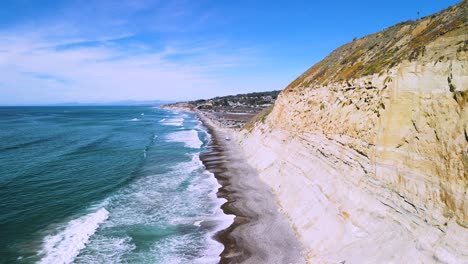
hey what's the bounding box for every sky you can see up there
[0,0,461,105]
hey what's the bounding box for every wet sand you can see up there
[198,112,304,264]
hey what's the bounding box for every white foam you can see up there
[68,121,231,263]
[38,208,109,264]
[166,130,202,149]
[192,171,235,264]
[195,123,211,142]
[74,236,135,264]
[161,117,183,126]
[193,220,204,227]
[129,118,140,122]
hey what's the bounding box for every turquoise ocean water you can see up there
[0,106,232,264]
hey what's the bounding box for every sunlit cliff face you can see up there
[238,2,467,263]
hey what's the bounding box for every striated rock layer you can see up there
[237,2,467,263]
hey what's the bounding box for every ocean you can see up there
[0,106,232,264]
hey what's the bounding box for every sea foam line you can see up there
[161,117,184,126]
[38,208,109,264]
[166,130,203,149]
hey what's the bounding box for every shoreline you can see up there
[199,118,249,263]
[176,106,304,263]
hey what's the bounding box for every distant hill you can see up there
[191,90,281,108]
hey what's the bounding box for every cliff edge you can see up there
[238,1,467,263]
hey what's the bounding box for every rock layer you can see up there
[238,2,467,263]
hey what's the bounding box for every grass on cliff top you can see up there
[244,105,274,132]
[283,1,466,92]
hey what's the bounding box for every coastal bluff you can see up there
[238,2,467,263]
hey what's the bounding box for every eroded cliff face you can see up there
[238,2,467,263]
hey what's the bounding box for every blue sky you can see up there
[0,0,460,105]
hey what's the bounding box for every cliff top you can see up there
[285,1,467,91]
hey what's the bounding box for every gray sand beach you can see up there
[198,112,305,264]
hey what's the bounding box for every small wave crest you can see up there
[166,130,202,148]
[38,208,109,264]
[161,117,184,126]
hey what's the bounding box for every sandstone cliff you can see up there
[238,2,467,263]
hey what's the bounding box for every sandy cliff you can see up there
[238,2,467,263]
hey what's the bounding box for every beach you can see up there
[196,110,305,264]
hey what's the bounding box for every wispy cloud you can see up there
[0,0,263,104]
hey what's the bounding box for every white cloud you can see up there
[0,1,289,105]
[0,38,254,104]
